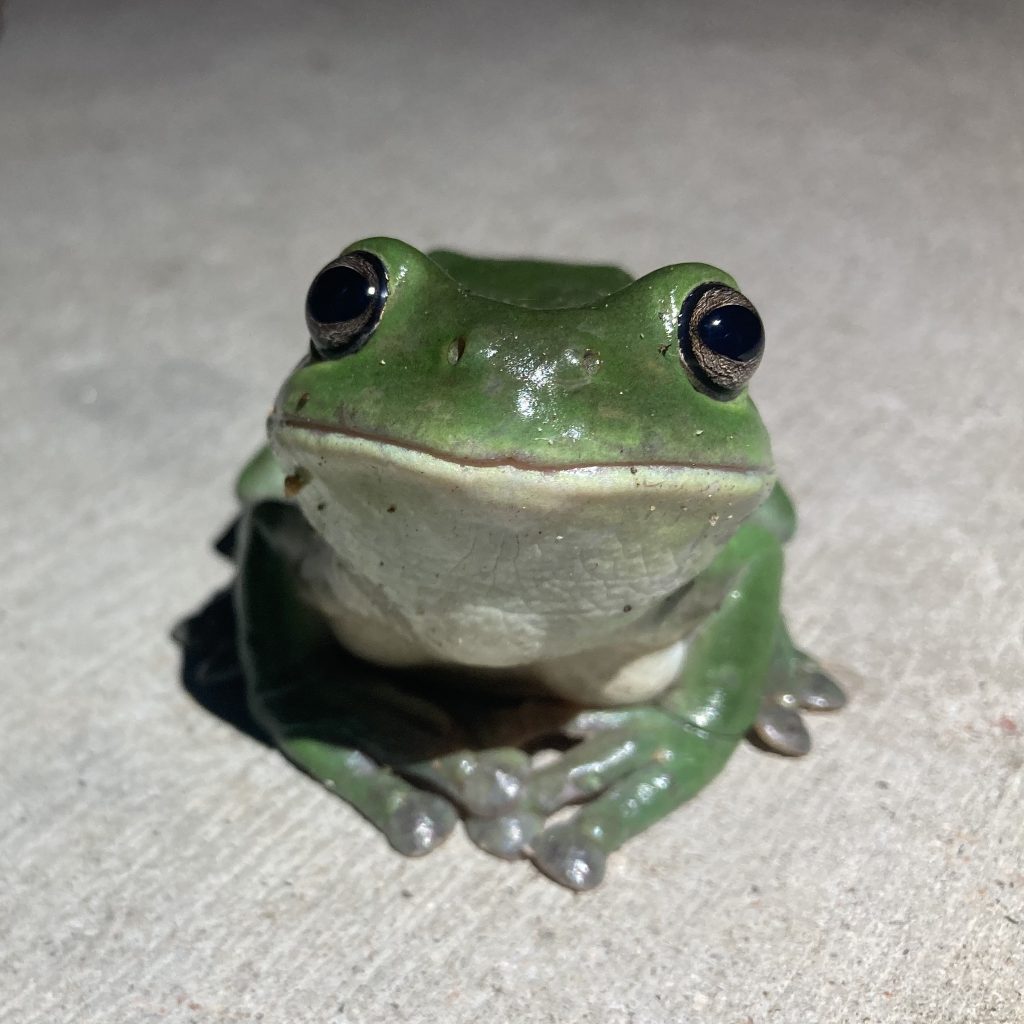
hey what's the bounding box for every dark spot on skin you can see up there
[296,392,310,411]
[622,604,632,613]
[316,502,326,512]
[284,469,310,497]
[629,466,638,475]
[386,505,396,513]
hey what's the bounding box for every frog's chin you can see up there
[270,420,773,679]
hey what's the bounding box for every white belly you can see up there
[273,428,770,706]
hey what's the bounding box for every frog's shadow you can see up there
[174,520,271,746]
[175,580,581,763]
[175,583,272,746]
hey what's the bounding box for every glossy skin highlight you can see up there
[231,238,846,890]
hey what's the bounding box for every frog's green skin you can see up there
[232,238,845,890]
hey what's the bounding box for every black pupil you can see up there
[307,264,375,325]
[697,304,763,362]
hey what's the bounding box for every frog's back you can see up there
[427,249,632,309]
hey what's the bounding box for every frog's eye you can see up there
[678,283,764,399]
[305,251,388,358]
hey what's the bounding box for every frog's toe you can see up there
[403,747,530,817]
[384,792,459,857]
[753,696,812,756]
[796,668,847,711]
[529,824,607,891]
[459,749,531,816]
[465,810,543,860]
[753,642,848,756]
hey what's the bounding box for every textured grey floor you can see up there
[2,1,1022,1021]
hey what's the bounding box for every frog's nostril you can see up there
[447,336,467,365]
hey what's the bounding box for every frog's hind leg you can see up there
[752,620,847,757]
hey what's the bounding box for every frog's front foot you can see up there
[753,653,847,757]
[465,708,739,890]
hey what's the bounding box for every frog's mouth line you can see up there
[274,413,771,477]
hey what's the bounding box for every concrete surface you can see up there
[1,1,1021,1021]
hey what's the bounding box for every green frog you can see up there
[231,237,846,890]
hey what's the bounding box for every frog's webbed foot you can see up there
[466,708,739,891]
[752,641,847,757]
[463,708,652,863]
[440,698,585,846]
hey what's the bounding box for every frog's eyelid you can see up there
[306,251,389,360]
[677,282,764,400]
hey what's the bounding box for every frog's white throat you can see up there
[272,427,772,706]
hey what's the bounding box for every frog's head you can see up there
[268,238,776,668]
[273,236,772,474]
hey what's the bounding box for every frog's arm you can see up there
[488,515,845,889]
[741,481,846,752]
[234,501,459,855]
[473,520,811,888]
[234,501,537,853]
[235,445,288,504]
